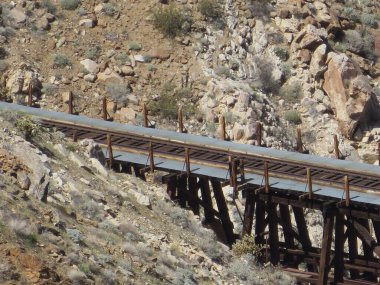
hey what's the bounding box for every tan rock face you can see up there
[323,52,380,139]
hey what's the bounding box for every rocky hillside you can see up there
[0,0,380,161]
[0,112,295,284]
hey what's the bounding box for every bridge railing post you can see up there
[344,175,350,207]
[220,115,226,141]
[68,92,73,115]
[178,106,184,133]
[143,103,148,128]
[107,134,113,169]
[264,161,269,193]
[102,97,107,120]
[149,142,154,174]
[307,168,313,199]
[185,147,190,177]
[28,83,33,107]
[334,135,340,159]
[256,122,262,146]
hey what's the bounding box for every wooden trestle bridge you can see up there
[2,99,380,285]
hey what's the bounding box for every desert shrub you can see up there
[0,60,9,72]
[198,0,222,19]
[284,110,301,125]
[273,47,289,61]
[229,59,239,70]
[103,3,118,17]
[152,5,184,38]
[52,53,70,68]
[84,46,101,60]
[343,29,375,60]
[232,235,263,257]
[41,83,57,96]
[215,65,233,79]
[224,112,236,124]
[361,13,378,28]
[0,47,7,60]
[206,122,216,133]
[278,82,303,104]
[60,0,80,10]
[15,116,41,140]
[41,0,57,14]
[0,27,15,38]
[101,270,116,285]
[200,234,225,263]
[66,228,81,243]
[252,57,280,94]
[98,220,118,234]
[173,268,197,285]
[105,83,130,103]
[78,263,90,275]
[115,52,130,64]
[343,6,359,22]
[128,42,141,51]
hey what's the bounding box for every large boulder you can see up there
[5,64,42,96]
[323,52,380,139]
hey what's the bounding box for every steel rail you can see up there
[40,119,380,194]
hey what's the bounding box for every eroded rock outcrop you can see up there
[323,52,380,139]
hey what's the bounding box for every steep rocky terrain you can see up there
[0,0,380,283]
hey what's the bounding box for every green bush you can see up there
[198,0,221,19]
[215,65,233,78]
[84,46,101,60]
[252,57,280,94]
[278,82,303,104]
[128,42,141,51]
[152,5,184,38]
[41,0,57,14]
[60,0,80,10]
[284,110,301,125]
[232,235,263,257]
[103,3,118,17]
[105,83,130,103]
[52,53,70,68]
[273,47,289,61]
[361,13,378,28]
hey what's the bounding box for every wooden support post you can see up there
[279,204,296,265]
[220,115,226,141]
[185,148,190,177]
[255,199,266,245]
[296,128,303,153]
[378,142,380,166]
[372,220,380,245]
[240,159,245,183]
[28,83,33,107]
[102,97,107,120]
[264,161,269,193]
[242,189,255,236]
[177,174,187,208]
[307,168,313,199]
[72,130,77,142]
[355,219,376,281]
[167,175,177,200]
[256,122,262,146]
[344,175,350,207]
[188,176,200,215]
[199,178,215,224]
[267,202,280,265]
[232,159,238,200]
[293,206,314,271]
[178,106,184,133]
[228,156,233,186]
[317,210,334,285]
[347,217,359,279]
[121,162,132,174]
[133,165,146,181]
[107,134,113,169]
[211,179,235,245]
[334,213,345,284]
[143,103,148,128]
[149,142,154,174]
[334,134,340,159]
[68,92,73,114]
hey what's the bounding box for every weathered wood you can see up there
[72,130,77,142]
[220,115,226,141]
[334,213,345,284]
[279,204,296,264]
[307,168,313,199]
[121,162,132,174]
[28,83,33,107]
[334,134,340,159]
[293,206,314,271]
[318,210,334,285]
[296,128,303,153]
[102,97,107,120]
[211,179,235,245]
[133,164,146,181]
[149,142,154,173]
[68,92,73,114]
[242,188,255,236]
[239,159,245,183]
[143,103,148,128]
[185,148,190,177]
[199,178,215,224]
[378,142,380,167]
[232,159,238,199]
[353,219,378,258]
[167,175,177,200]
[256,122,262,146]
[178,106,184,133]
[177,174,187,208]
[267,202,280,265]
[188,176,200,215]
[255,199,266,245]
[372,220,380,245]
[264,161,269,193]
[347,217,359,279]
[344,176,350,207]
[107,134,113,169]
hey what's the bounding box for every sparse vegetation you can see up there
[152,5,184,38]
[198,0,222,19]
[273,47,289,61]
[15,115,41,140]
[232,235,263,257]
[60,0,80,10]
[84,46,101,60]
[41,0,57,14]
[278,82,303,104]
[41,83,57,96]
[128,42,142,51]
[103,3,118,17]
[52,53,71,68]
[105,83,130,103]
[284,110,302,125]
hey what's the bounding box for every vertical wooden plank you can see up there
[255,199,266,245]
[347,217,359,279]
[239,158,245,183]
[72,130,77,142]
[334,135,340,159]
[318,210,334,285]
[264,161,269,193]
[242,188,255,237]
[211,179,235,245]
[372,219,380,244]
[107,134,113,169]
[199,177,215,224]
[177,174,187,208]
[143,103,148,128]
[149,142,154,174]
[102,97,107,120]
[334,213,345,284]
[28,83,33,107]
[279,204,295,264]
[133,165,146,181]
[358,219,374,260]
[220,115,226,141]
[267,202,280,265]
[185,148,190,177]
[167,175,177,201]
[378,142,380,166]
[232,159,238,200]
[121,162,132,174]
[188,176,200,215]
[293,206,314,271]
[296,128,303,153]
[307,168,313,199]
[68,92,73,114]
[344,175,350,207]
